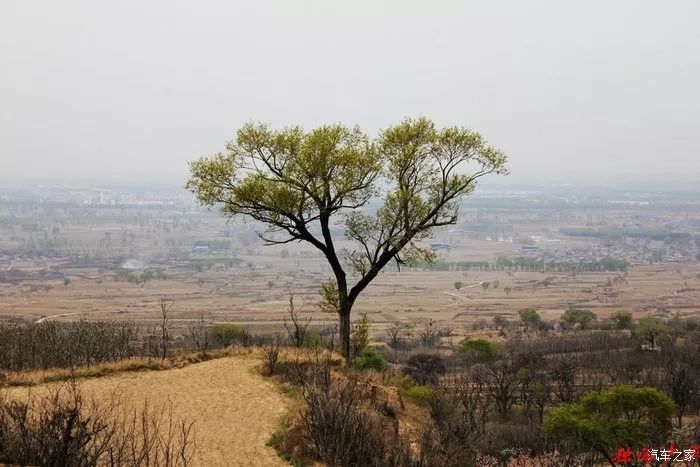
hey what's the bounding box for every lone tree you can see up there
[518,307,541,331]
[186,118,507,358]
[560,307,597,330]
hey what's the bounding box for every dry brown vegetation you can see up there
[0,348,241,387]
[4,353,290,466]
[4,252,700,341]
[0,384,195,466]
[257,313,700,467]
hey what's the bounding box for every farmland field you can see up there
[2,246,700,342]
[2,184,700,345]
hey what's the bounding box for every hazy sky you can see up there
[1,1,698,185]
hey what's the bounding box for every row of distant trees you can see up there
[402,256,629,273]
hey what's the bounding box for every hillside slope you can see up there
[8,356,288,467]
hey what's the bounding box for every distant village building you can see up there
[519,245,540,256]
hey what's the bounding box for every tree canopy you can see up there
[560,307,597,330]
[634,317,667,350]
[518,308,541,330]
[458,338,503,361]
[187,118,507,357]
[543,385,675,465]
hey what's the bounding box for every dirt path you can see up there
[33,311,82,323]
[8,356,289,467]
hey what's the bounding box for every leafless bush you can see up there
[302,378,383,466]
[470,319,491,331]
[418,320,440,348]
[0,384,195,466]
[549,358,578,403]
[284,295,311,348]
[493,423,546,453]
[420,375,492,467]
[484,359,520,420]
[278,349,413,467]
[261,339,280,376]
[385,322,404,347]
[507,332,632,356]
[158,295,174,360]
[0,321,139,371]
[664,342,700,424]
[300,377,414,466]
[404,353,447,386]
[187,313,211,354]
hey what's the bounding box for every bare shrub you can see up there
[302,378,385,466]
[0,321,139,371]
[420,375,491,467]
[418,320,440,348]
[549,358,578,403]
[278,350,413,467]
[664,342,700,424]
[487,422,547,454]
[0,384,195,466]
[261,339,280,376]
[284,295,311,348]
[158,295,175,360]
[385,321,404,347]
[187,313,211,354]
[404,353,447,386]
[484,359,519,420]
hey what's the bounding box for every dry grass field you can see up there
[6,354,289,467]
[2,247,700,343]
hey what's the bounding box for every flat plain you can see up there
[2,246,699,341]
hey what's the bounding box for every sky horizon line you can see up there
[1,169,698,193]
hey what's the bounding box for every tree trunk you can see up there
[338,300,352,361]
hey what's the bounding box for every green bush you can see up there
[611,310,633,330]
[543,385,674,456]
[126,272,141,284]
[303,328,328,348]
[382,372,417,392]
[518,308,540,330]
[458,338,502,360]
[210,323,245,347]
[351,313,370,357]
[352,348,387,371]
[560,307,597,330]
[404,385,434,404]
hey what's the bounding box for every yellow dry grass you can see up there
[2,357,172,386]
[6,355,290,467]
[1,348,242,387]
